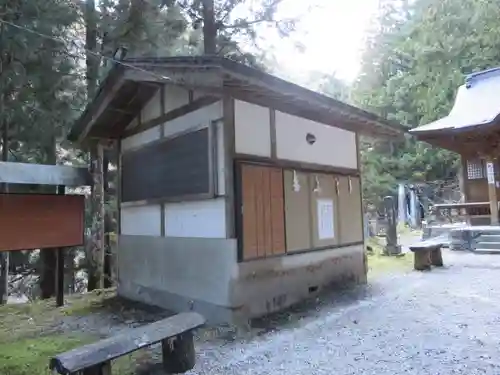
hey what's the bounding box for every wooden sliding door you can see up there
[240,164,286,260]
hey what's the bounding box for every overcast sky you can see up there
[256,0,380,83]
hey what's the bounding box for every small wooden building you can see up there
[70,56,403,322]
[411,67,500,225]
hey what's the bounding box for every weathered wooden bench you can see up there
[408,237,445,271]
[49,312,205,375]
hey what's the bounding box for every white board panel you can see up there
[215,120,225,195]
[163,101,222,138]
[164,85,190,113]
[164,198,227,238]
[121,125,161,151]
[121,204,162,236]
[234,100,271,157]
[275,111,357,169]
[141,90,162,123]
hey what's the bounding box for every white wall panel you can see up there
[164,85,190,113]
[163,101,222,138]
[234,100,271,157]
[121,125,161,151]
[121,205,162,236]
[125,116,138,131]
[275,111,357,169]
[164,198,227,238]
[192,90,205,101]
[141,90,162,123]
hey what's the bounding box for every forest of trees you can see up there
[0,0,499,302]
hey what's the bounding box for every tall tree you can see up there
[202,0,217,53]
[0,0,82,299]
[352,0,500,208]
[172,0,296,64]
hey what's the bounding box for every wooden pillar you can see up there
[485,158,499,225]
[458,155,467,203]
[89,141,105,290]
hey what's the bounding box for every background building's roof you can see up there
[69,56,406,143]
[411,67,500,136]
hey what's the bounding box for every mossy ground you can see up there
[366,236,414,277]
[0,289,149,375]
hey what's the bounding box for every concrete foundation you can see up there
[116,235,366,323]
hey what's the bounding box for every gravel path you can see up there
[57,246,500,374]
[187,250,500,375]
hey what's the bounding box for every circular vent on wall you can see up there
[306,133,316,145]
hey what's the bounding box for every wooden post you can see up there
[430,247,444,267]
[162,331,196,374]
[485,158,499,225]
[56,185,65,307]
[82,362,111,375]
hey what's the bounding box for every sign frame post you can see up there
[56,185,66,307]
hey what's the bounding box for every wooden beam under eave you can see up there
[124,67,224,89]
[75,76,127,144]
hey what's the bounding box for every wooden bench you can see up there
[408,237,445,271]
[49,312,205,375]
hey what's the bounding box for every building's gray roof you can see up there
[410,67,500,136]
[69,56,406,143]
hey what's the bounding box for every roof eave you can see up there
[68,56,406,143]
[68,65,127,143]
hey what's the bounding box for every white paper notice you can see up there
[292,170,301,192]
[487,162,495,185]
[317,199,335,239]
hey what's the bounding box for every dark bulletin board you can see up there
[0,194,85,251]
[121,127,212,203]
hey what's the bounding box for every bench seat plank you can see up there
[408,234,447,252]
[50,312,205,375]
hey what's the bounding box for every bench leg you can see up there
[414,250,431,271]
[162,330,196,374]
[82,361,111,375]
[430,248,444,267]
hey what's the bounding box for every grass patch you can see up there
[0,334,150,375]
[397,223,423,239]
[0,289,116,344]
[366,237,413,276]
[0,334,93,375]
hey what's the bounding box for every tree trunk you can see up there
[85,0,98,99]
[202,0,217,54]
[85,0,104,291]
[39,137,58,299]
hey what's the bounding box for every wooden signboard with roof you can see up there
[0,161,91,306]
